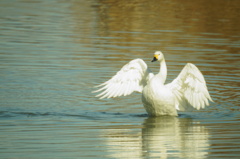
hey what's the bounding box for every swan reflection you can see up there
[103,116,209,158]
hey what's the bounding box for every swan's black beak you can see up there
[151,57,157,62]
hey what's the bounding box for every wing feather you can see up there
[166,63,213,111]
[94,59,153,99]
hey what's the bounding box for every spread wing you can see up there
[93,59,153,99]
[166,63,213,111]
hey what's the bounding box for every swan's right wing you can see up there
[93,59,153,99]
[166,63,213,111]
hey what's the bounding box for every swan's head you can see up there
[151,51,164,62]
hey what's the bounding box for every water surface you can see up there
[0,0,240,158]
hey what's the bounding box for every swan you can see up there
[93,51,213,116]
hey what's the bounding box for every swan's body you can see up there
[94,51,213,116]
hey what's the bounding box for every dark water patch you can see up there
[0,110,103,121]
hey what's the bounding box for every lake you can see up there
[0,0,240,158]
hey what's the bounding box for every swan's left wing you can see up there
[93,59,153,99]
[166,63,213,111]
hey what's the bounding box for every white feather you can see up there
[166,63,213,111]
[94,59,153,99]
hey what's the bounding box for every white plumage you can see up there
[93,51,213,116]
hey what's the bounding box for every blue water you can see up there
[0,0,240,158]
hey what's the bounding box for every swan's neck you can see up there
[158,59,167,84]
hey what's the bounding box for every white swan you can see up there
[94,51,213,116]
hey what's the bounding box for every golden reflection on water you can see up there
[71,0,240,55]
[102,116,209,158]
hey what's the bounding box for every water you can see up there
[0,0,239,158]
